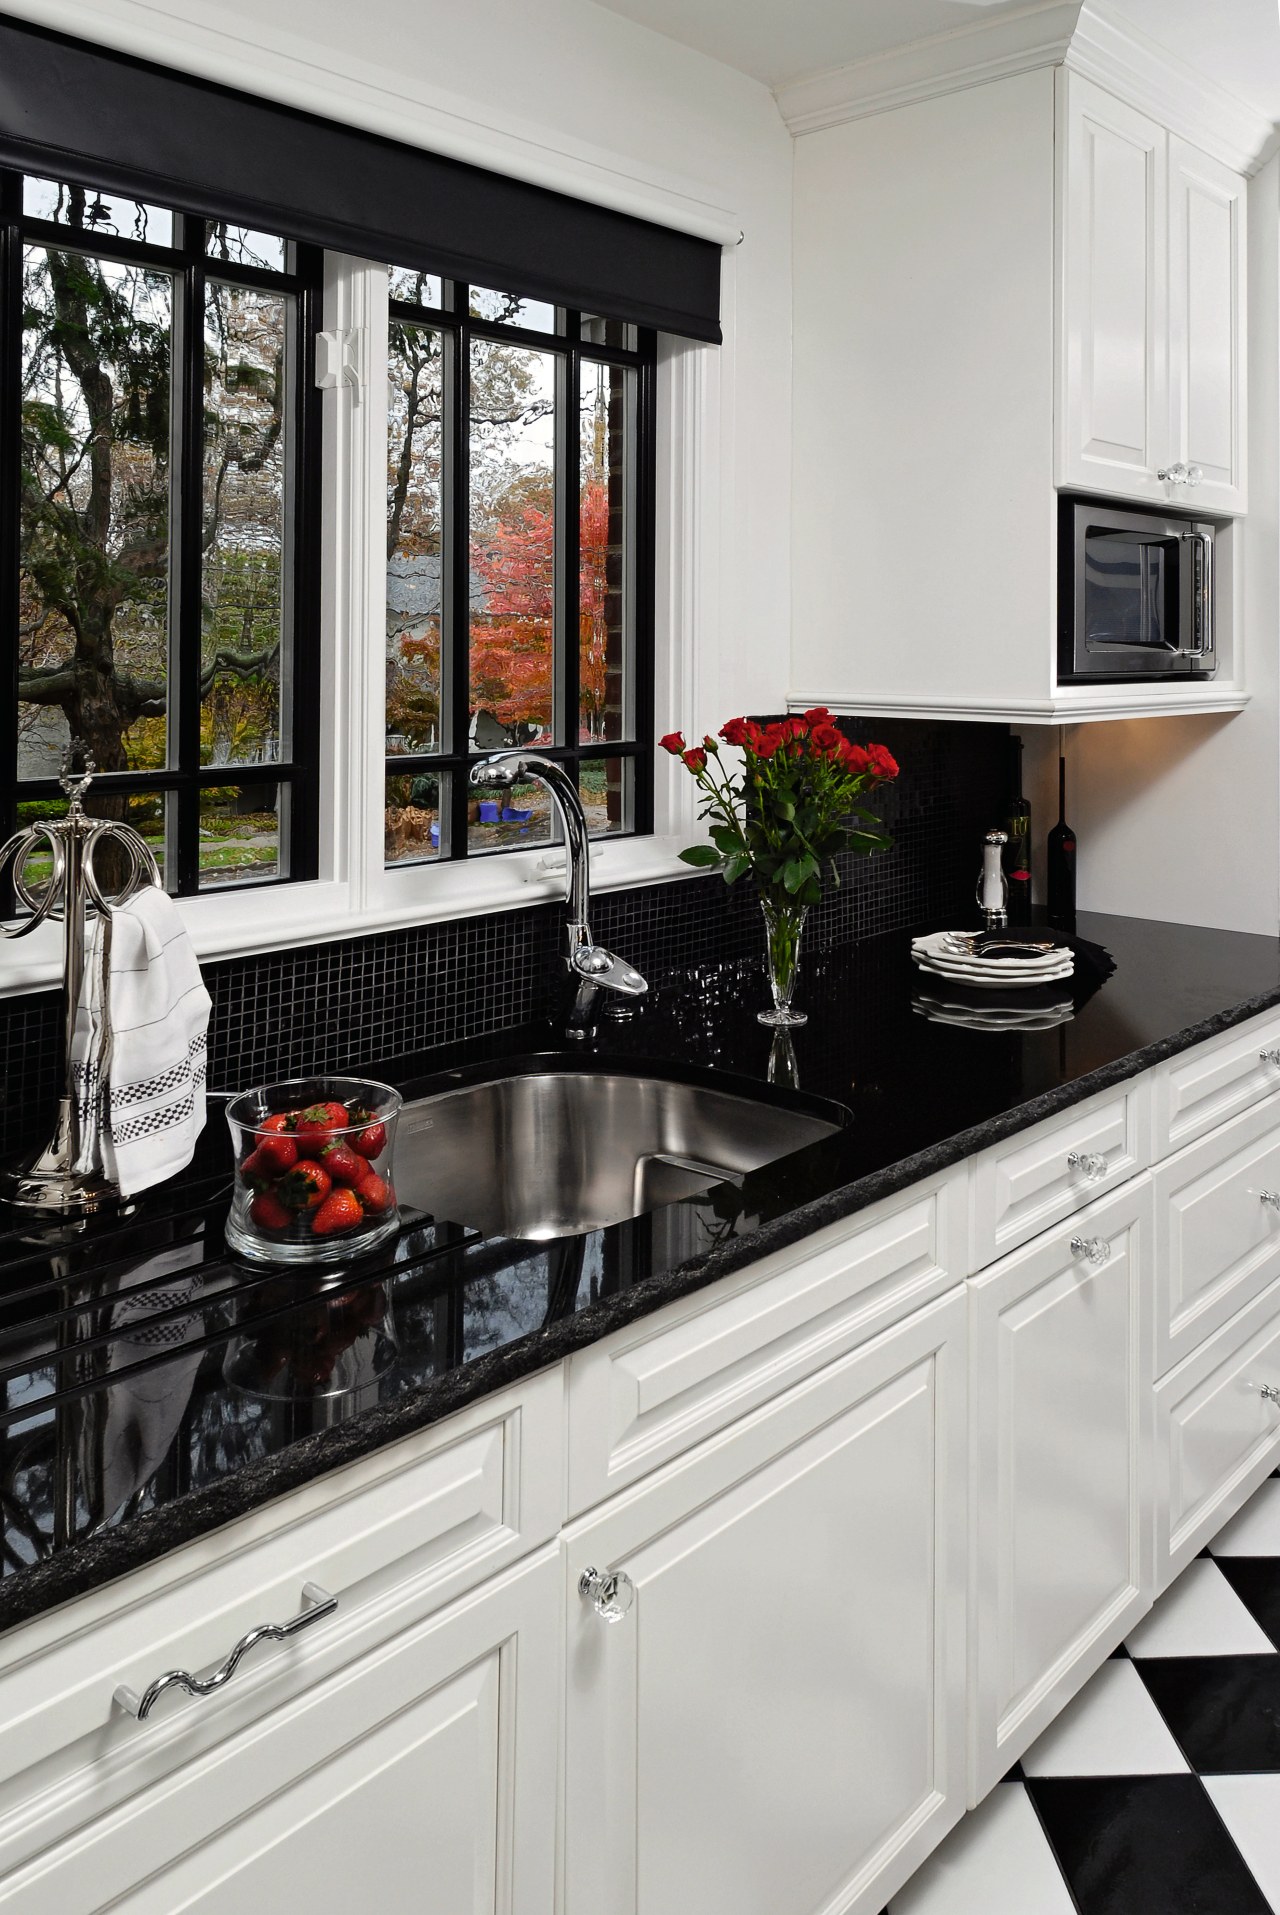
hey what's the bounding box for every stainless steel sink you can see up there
[394,1067,841,1240]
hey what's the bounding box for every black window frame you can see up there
[0,165,323,896]
[385,278,657,864]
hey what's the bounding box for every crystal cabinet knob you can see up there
[1070,1235,1110,1267]
[579,1566,635,1623]
[1260,1383,1280,1406]
[1184,465,1203,487]
[1067,1151,1107,1181]
[1262,1191,1280,1212]
[1158,462,1190,484]
[1261,1049,1280,1067]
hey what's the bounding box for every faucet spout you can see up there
[470,753,648,1022]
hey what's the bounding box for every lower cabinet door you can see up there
[0,1550,561,1915]
[563,1286,968,1915]
[969,1178,1154,1801]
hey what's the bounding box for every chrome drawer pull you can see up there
[114,1582,337,1722]
[1260,1384,1280,1407]
[1261,1049,1280,1067]
[1070,1235,1110,1267]
[1067,1151,1107,1180]
[1262,1191,1280,1212]
[579,1565,635,1623]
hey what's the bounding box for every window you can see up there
[384,275,656,867]
[1,170,322,892]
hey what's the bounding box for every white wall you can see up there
[8,0,795,751]
[1044,155,1280,936]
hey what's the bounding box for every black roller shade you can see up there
[0,12,722,342]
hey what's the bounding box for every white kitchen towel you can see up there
[100,886,212,1196]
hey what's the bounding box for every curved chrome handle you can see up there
[1259,1383,1280,1406]
[1067,1150,1107,1181]
[1070,1235,1110,1267]
[579,1565,635,1624]
[1261,1049,1280,1068]
[114,1582,337,1721]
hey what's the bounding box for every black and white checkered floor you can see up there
[886,1471,1280,1914]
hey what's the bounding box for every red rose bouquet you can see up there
[662,709,898,1026]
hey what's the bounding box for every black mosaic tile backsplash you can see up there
[0,718,1007,1156]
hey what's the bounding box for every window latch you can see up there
[315,328,363,405]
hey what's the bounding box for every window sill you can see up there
[0,836,704,999]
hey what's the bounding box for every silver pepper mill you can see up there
[976,829,1009,931]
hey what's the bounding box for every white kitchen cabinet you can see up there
[562,1286,968,1915]
[1057,73,1247,514]
[790,60,1252,723]
[968,1178,1154,1801]
[1057,74,1167,503]
[0,1549,561,1915]
[1167,135,1248,513]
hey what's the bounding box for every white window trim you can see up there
[0,254,731,997]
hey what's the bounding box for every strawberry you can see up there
[277,1160,332,1212]
[249,1190,293,1232]
[355,1170,394,1214]
[320,1139,366,1187]
[346,1105,388,1159]
[261,1112,298,1135]
[242,1134,297,1180]
[311,1187,364,1236]
[294,1101,352,1156]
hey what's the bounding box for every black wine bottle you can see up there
[1047,756,1077,932]
[1003,735,1032,924]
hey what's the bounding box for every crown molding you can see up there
[778,0,1277,177]
[775,0,1081,136]
[1065,4,1276,178]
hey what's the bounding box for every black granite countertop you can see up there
[2,908,1278,1634]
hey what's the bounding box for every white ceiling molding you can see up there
[1066,4,1277,177]
[775,0,1081,135]
[777,0,1276,175]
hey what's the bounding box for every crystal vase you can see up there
[758,898,809,1027]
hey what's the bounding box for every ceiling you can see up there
[589,0,1280,122]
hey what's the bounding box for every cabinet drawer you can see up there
[0,1368,562,1876]
[1154,1006,1280,1156]
[971,1082,1150,1267]
[566,1168,965,1516]
[1154,1273,1280,1590]
[1154,1097,1280,1374]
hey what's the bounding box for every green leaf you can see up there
[678,843,723,867]
[722,851,751,885]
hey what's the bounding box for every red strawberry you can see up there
[277,1160,332,1212]
[243,1134,297,1180]
[355,1170,394,1215]
[320,1140,366,1187]
[294,1101,352,1155]
[261,1112,298,1135]
[346,1105,388,1159]
[311,1187,364,1236]
[249,1190,293,1231]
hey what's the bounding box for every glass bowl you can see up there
[224,1076,401,1265]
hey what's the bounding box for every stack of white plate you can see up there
[910,930,1074,991]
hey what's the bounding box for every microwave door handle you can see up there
[1179,531,1212,658]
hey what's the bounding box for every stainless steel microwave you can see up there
[1058,497,1215,681]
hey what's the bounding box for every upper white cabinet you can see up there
[1167,134,1248,513]
[1058,74,1247,515]
[790,54,1256,724]
[1057,78,1167,503]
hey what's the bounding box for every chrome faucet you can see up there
[470,753,648,1037]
